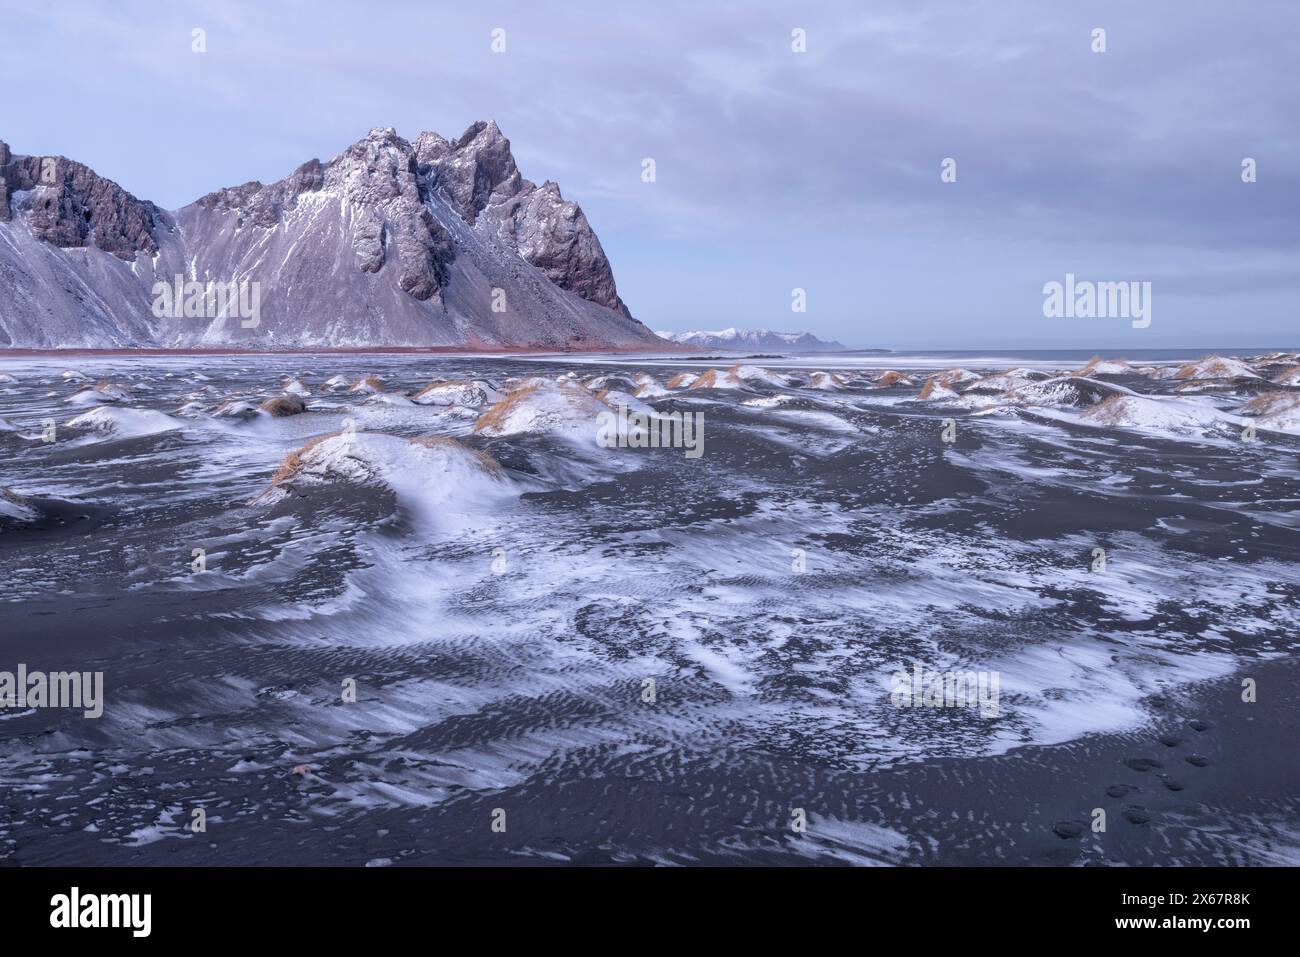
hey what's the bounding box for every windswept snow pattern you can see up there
[1,351,1298,866]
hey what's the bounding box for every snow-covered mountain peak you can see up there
[655,328,847,352]
[0,124,654,349]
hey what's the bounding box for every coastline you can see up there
[0,343,698,358]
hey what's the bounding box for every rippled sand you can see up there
[1,353,1297,865]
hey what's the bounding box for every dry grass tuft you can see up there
[413,378,470,400]
[473,382,542,433]
[1080,394,1126,425]
[270,432,341,486]
[408,434,502,474]
[1242,391,1298,416]
[2,487,31,508]
[1175,357,1234,380]
[259,394,306,417]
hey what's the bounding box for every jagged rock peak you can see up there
[364,126,403,144]
[0,141,160,258]
[420,120,524,225]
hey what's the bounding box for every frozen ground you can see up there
[1,351,1298,865]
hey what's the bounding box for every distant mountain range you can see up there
[0,123,661,350]
[654,328,847,352]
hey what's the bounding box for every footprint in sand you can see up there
[1188,719,1209,733]
[1052,821,1086,839]
[1185,754,1210,768]
[1123,806,1152,825]
[1106,783,1138,798]
[1158,734,1181,748]
[1124,757,1162,772]
[1159,776,1184,791]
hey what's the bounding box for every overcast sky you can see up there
[3,0,1296,349]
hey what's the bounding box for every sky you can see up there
[2,0,1296,349]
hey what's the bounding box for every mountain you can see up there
[654,328,847,352]
[0,123,660,350]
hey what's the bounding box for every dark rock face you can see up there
[337,131,453,303]
[416,122,628,316]
[357,131,453,302]
[394,203,453,301]
[193,129,453,303]
[504,181,630,317]
[0,141,11,222]
[353,210,386,273]
[419,120,524,225]
[194,159,325,229]
[0,123,658,348]
[0,144,159,258]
